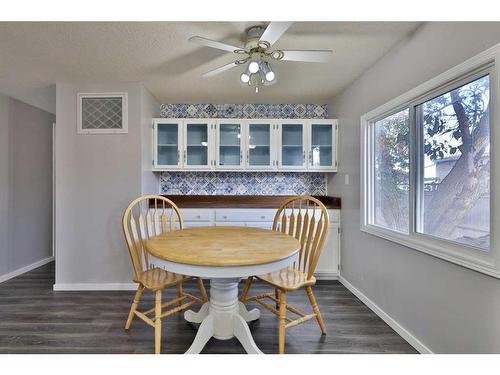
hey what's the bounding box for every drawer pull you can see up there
[260,216,266,219]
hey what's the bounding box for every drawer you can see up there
[215,209,276,222]
[181,209,212,222]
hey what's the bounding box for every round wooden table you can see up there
[146,226,300,354]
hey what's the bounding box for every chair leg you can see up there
[155,290,162,354]
[306,286,327,335]
[176,282,183,307]
[278,290,287,354]
[125,285,144,330]
[275,288,280,310]
[239,277,253,302]
[197,278,208,302]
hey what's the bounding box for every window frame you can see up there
[361,44,500,278]
[77,92,128,135]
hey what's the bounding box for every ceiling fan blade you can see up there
[259,22,293,46]
[189,36,242,53]
[202,61,239,78]
[281,50,333,63]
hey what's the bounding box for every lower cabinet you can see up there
[180,208,340,279]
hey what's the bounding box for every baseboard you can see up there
[339,275,433,354]
[314,272,339,280]
[0,256,54,283]
[53,283,137,291]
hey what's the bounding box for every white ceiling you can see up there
[0,22,421,114]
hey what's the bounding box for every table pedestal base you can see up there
[184,278,262,354]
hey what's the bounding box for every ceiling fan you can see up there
[189,22,333,92]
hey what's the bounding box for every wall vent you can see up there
[77,93,128,134]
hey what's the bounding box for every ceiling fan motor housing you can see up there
[244,25,266,50]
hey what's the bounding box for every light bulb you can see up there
[240,72,250,83]
[260,61,275,82]
[248,61,259,74]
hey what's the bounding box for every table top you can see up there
[146,226,300,267]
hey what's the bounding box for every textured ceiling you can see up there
[0,22,421,113]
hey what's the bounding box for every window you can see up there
[361,44,500,278]
[416,75,490,250]
[373,109,410,233]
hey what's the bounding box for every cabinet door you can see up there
[246,120,276,170]
[308,120,338,171]
[183,120,213,170]
[315,222,340,277]
[278,120,307,170]
[153,119,182,169]
[216,120,244,170]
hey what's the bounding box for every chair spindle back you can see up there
[122,195,183,279]
[273,196,329,280]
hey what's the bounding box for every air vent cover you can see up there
[77,93,128,134]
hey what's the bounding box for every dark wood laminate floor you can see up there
[0,262,417,354]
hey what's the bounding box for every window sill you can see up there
[360,224,500,279]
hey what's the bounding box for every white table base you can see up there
[184,278,262,354]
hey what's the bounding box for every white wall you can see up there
[329,22,500,353]
[54,83,159,288]
[0,95,10,276]
[0,94,55,280]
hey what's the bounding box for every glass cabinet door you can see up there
[217,121,243,169]
[247,122,275,168]
[309,121,337,170]
[184,121,211,169]
[155,120,181,168]
[280,122,306,169]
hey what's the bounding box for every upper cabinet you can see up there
[247,120,277,170]
[183,120,213,170]
[153,119,182,169]
[152,118,337,172]
[278,120,307,170]
[308,120,338,170]
[216,120,244,169]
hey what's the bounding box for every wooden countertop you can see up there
[156,195,341,209]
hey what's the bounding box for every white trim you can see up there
[360,43,500,279]
[0,256,54,283]
[314,272,339,280]
[77,92,128,134]
[339,275,432,354]
[53,282,137,291]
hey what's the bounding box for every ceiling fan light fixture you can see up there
[248,60,260,74]
[240,72,250,84]
[260,61,275,82]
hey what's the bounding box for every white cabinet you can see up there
[153,119,182,169]
[183,119,214,170]
[278,120,307,170]
[308,119,338,171]
[152,118,338,172]
[246,120,277,170]
[216,120,245,170]
[178,207,340,279]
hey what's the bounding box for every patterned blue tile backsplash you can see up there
[160,172,327,196]
[159,103,328,119]
[158,103,328,196]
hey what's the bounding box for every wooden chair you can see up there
[240,196,329,354]
[122,195,208,354]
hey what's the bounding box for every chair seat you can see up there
[256,267,316,291]
[134,267,188,291]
